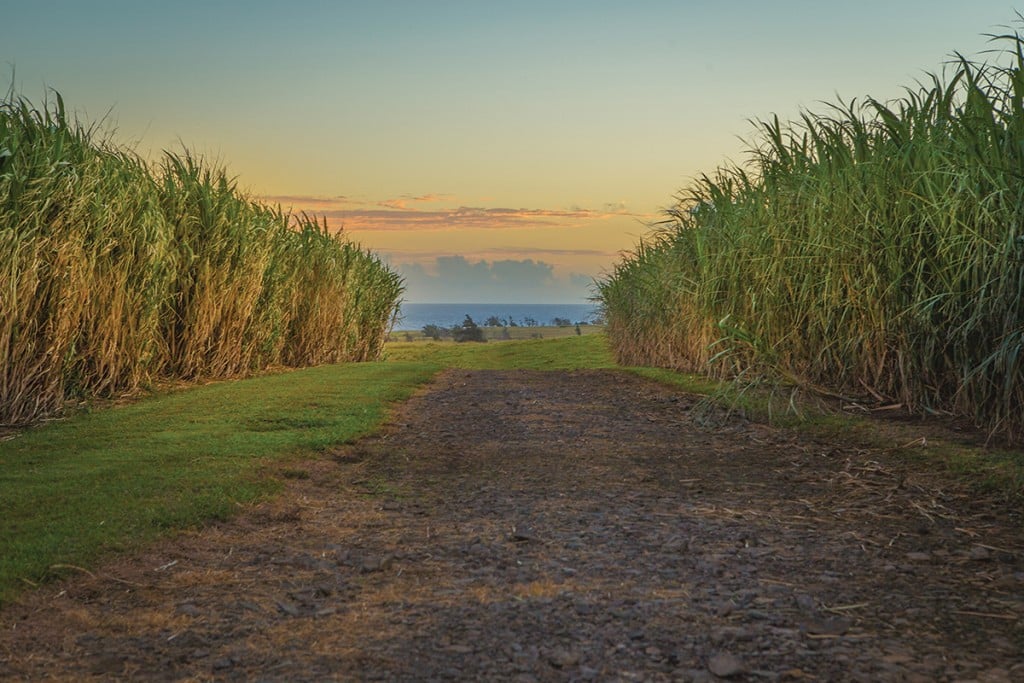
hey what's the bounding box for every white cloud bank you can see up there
[396,256,596,304]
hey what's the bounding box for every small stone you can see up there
[905,551,931,562]
[795,594,815,611]
[276,600,300,616]
[547,648,580,668]
[176,602,201,617]
[707,653,745,678]
[968,545,992,561]
[361,555,394,572]
[574,602,595,616]
[803,617,851,636]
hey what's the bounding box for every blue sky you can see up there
[3,2,1020,301]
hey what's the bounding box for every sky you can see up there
[2,1,1020,302]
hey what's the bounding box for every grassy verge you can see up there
[630,366,1024,499]
[0,361,437,604]
[383,334,616,370]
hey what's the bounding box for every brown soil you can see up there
[1,369,1022,682]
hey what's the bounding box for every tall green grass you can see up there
[599,30,1024,441]
[0,93,402,425]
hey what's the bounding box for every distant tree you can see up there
[551,317,571,327]
[509,320,519,327]
[452,315,486,342]
[523,316,538,327]
[422,324,445,340]
[485,315,502,327]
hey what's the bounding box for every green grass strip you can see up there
[383,334,616,370]
[0,360,438,604]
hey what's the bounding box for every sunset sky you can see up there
[3,1,1018,302]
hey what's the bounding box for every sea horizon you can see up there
[394,302,602,331]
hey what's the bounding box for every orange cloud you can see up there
[406,193,453,203]
[260,194,366,207]
[334,205,642,231]
[486,246,614,258]
[258,193,652,232]
[374,193,457,211]
[373,246,613,263]
[340,206,549,230]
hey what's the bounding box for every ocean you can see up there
[394,303,602,331]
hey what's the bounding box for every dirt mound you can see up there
[2,369,1022,681]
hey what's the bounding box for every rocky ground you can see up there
[1,369,1022,681]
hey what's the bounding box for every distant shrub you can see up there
[452,315,486,343]
[422,324,447,340]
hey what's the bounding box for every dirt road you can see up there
[2,369,1021,681]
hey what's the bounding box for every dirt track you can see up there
[1,369,1022,681]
